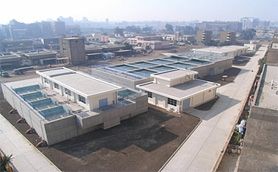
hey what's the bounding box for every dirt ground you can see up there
[233,56,251,66]
[217,154,240,172]
[0,80,200,171]
[202,67,241,86]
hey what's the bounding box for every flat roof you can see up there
[256,65,278,110]
[37,68,122,97]
[63,37,84,40]
[151,69,198,81]
[137,79,220,101]
[193,46,248,54]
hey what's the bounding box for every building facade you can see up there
[220,31,236,44]
[137,69,220,113]
[196,30,212,44]
[60,37,86,65]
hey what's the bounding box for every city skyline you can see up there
[0,0,277,24]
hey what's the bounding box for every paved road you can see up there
[0,114,60,172]
[161,46,268,172]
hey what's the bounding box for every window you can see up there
[78,95,86,104]
[65,88,71,96]
[147,91,152,98]
[54,83,59,89]
[168,98,177,106]
[44,78,48,83]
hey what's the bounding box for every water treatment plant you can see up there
[1,67,148,145]
[91,51,234,89]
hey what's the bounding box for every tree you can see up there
[125,25,141,34]
[0,154,12,171]
[114,27,124,37]
[219,41,232,46]
[165,23,174,34]
[240,29,256,40]
[142,26,153,33]
[205,40,219,46]
[175,26,197,35]
[123,42,133,50]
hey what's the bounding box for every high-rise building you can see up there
[51,20,66,36]
[27,23,43,38]
[220,31,236,44]
[40,22,54,38]
[196,30,212,44]
[241,17,260,30]
[175,31,180,41]
[7,19,29,40]
[59,37,85,65]
[0,39,3,52]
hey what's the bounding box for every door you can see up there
[182,98,190,111]
[209,68,214,76]
[99,98,108,108]
[156,95,165,108]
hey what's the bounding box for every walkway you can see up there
[161,46,268,172]
[0,114,60,172]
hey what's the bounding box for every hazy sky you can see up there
[0,0,277,24]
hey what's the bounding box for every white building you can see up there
[137,69,220,113]
[1,67,148,145]
[127,36,172,50]
[192,46,248,57]
[37,68,121,111]
[244,43,257,51]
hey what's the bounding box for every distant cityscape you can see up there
[0,16,277,41]
[0,9,278,171]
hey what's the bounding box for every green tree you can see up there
[165,23,174,34]
[205,40,219,46]
[240,29,256,40]
[175,26,197,35]
[123,43,133,50]
[0,154,12,171]
[114,27,124,36]
[142,26,153,33]
[125,25,141,34]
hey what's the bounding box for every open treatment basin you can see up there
[110,64,138,72]
[168,62,197,69]
[150,66,176,72]
[128,69,157,77]
[14,85,41,94]
[130,61,157,68]
[147,59,173,65]
[164,56,189,62]
[29,98,54,109]
[39,106,66,118]
[187,59,212,65]
[118,89,137,98]
[21,91,44,101]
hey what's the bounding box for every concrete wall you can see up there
[155,78,170,87]
[88,92,116,110]
[191,93,204,107]
[44,116,77,145]
[1,83,47,141]
[76,95,148,130]
[190,89,216,107]
[193,58,233,77]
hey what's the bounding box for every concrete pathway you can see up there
[161,46,268,172]
[0,114,60,172]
